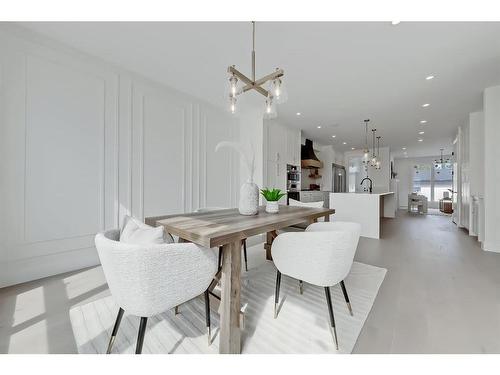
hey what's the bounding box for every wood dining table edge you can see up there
[145,207,335,248]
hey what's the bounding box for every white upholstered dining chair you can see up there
[95,229,218,354]
[281,198,325,230]
[279,198,326,293]
[271,221,361,350]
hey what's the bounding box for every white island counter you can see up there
[329,192,396,239]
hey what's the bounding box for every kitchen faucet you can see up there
[360,177,373,193]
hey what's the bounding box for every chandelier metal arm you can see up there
[228,65,284,98]
[253,69,284,87]
[228,65,252,85]
[243,83,269,97]
[228,65,270,97]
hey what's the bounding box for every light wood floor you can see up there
[1,210,500,354]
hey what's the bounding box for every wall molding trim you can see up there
[0,27,240,288]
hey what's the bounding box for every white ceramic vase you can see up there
[239,181,259,215]
[265,201,279,214]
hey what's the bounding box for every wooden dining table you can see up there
[145,205,334,354]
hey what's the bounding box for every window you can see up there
[412,164,432,201]
[412,162,453,205]
[433,163,453,201]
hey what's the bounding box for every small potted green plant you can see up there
[260,188,286,214]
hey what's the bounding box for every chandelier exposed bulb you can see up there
[229,73,238,97]
[263,96,277,119]
[363,150,370,160]
[270,71,288,104]
[362,119,370,164]
[375,136,382,170]
[229,96,237,114]
[370,128,378,166]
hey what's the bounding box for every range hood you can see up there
[301,139,323,169]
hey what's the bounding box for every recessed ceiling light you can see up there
[402,147,406,150]
[425,75,435,80]
[332,135,336,138]
[296,112,301,116]
[391,21,401,25]
[343,142,347,145]
[418,139,423,142]
[419,131,425,135]
[351,147,355,150]
[317,126,321,129]
[420,120,427,124]
[422,103,430,108]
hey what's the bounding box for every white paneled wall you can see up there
[0,27,239,287]
[468,112,484,238]
[483,86,500,252]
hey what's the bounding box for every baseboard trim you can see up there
[482,241,500,253]
[0,247,100,288]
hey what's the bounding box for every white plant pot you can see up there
[265,201,279,214]
[239,181,259,215]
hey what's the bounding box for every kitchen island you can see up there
[329,192,396,239]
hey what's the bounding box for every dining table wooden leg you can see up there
[219,240,242,354]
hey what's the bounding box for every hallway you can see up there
[355,211,500,353]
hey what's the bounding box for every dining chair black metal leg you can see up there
[274,270,282,318]
[324,287,339,350]
[243,240,248,271]
[340,280,353,316]
[298,280,304,294]
[106,307,124,354]
[218,247,223,270]
[135,317,148,354]
[204,289,211,346]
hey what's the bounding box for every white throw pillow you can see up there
[120,216,174,245]
[289,198,324,208]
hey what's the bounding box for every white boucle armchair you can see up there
[271,221,361,350]
[95,229,218,354]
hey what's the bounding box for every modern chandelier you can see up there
[362,119,370,163]
[361,119,382,170]
[226,21,287,118]
[434,148,451,173]
[370,128,378,167]
[375,136,382,170]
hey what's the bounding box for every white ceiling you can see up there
[16,22,500,158]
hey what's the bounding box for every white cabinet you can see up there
[266,121,301,166]
[286,127,301,166]
[267,122,287,163]
[266,161,287,203]
[265,121,301,203]
[300,191,327,205]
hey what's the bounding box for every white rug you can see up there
[70,261,386,354]
[427,208,452,216]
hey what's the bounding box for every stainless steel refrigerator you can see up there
[332,163,346,192]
